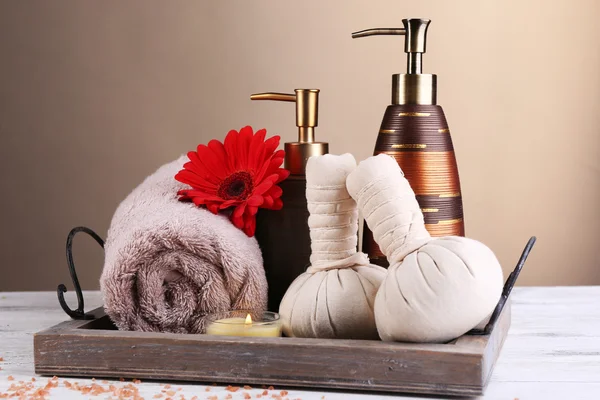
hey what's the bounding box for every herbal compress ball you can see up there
[346,154,503,343]
[279,154,386,339]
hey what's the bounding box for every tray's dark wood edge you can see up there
[481,300,512,390]
[34,306,106,335]
[33,365,485,397]
[34,336,484,396]
[32,305,512,396]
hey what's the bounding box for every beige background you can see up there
[0,1,599,291]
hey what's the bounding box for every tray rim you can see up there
[33,304,511,396]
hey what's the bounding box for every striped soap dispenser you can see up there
[352,18,464,267]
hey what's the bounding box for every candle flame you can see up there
[245,314,253,325]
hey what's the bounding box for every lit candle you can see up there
[205,311,282,337]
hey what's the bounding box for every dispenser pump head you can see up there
[352,18,437,105]
[251,89,329,175]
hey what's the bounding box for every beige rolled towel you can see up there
[100,156,268,334]
[346,154,504,343]
[279,154,386,339]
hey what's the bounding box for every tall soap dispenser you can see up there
[251,89,329,311]
[353,18,464,267]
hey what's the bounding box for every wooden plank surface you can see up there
[2,287,600,399]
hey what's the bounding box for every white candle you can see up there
[205,312,282,337]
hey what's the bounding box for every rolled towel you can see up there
[100,156,267,334]
[346,154,504,343]
[279,154,386,339]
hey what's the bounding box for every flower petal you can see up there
[243,213,257,237]
[186,151,205,171]
[192,197,207,206]
[196,144,228,180]
[266,173,280,183]
[224,129,239,171]
[207,139,230,174]
[247,196,264,207]
[177,191,193,202]
[248,128,267,172]
[253,178,274,196]
[263,136,280,162]
[178,190,224,202]
[255,150,286,183]
[238,126,254,169]
[267,185,283,199]
[254,158,272,184]
[206,202,220,214]
[272,149,285,161]
[276,168,291,183]
[175,169,218,191]
[271,197,283,210]
[233,202,246,218]
[263,195,274,208]
[187,152,221,186]
[269,156,285,170]
[219,199,240,209]
[231,213,245,229]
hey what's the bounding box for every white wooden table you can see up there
[1,287,599,399]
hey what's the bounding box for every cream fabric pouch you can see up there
[279,154,386,340]
[346,154,504,343]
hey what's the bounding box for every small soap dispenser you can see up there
[352,18,464,267]
[251,89,329,311]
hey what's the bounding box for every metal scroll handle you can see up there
[57,226,104,320]
[469,236,537,335]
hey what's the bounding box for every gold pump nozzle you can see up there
[352,18,436,105]
[251,89,328,175]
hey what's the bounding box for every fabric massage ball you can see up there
[279,154,386,339]
[346,154,504,343]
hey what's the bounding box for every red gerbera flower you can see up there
[175,126,290,237]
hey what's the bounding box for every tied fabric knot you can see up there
[346,154,431,264]
[305,183,369,272]
[306,252,370,273]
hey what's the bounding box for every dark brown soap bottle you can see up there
[251,89,329,311]
[353,18,465,267]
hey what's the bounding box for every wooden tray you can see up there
[33,304,510,397]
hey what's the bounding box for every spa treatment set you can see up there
[41,18,535,396]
